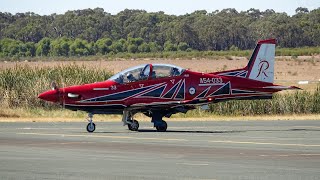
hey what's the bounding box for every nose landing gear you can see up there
[86,113,96,133]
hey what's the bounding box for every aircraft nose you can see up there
[38,90,59,102]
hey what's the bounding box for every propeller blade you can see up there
[51,81,58,90]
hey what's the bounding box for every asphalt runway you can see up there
[0,120,319,180]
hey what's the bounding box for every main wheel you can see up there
[156,121,167,132]
[86,123,96,133]
[128,120,139,131]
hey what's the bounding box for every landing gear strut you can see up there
[123,110,139,131]
[86,113,96,133]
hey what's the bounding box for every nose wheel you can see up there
[86,122,96,133]
[86,113,96,133]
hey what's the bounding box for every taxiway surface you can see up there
[0,120,319,180]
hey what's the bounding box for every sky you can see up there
[0,0,319,16]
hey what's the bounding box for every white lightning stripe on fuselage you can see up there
[93,88,110,90]
[135,84,168,98]
[218,70,245,76]
[161,79,182,99]
[80,83,165,102]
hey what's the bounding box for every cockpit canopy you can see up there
[108,64,185,84]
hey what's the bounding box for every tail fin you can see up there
[246,39,276,83]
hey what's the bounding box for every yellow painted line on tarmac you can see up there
[209,140,320,147]
[17,132,187,142]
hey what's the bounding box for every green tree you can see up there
[138,42,151,52]
[0,38,20,56]
[36,38,51,56]
[110,39,126,53]
[164,41,177,51]
[94,38,112,55]
[177,42,189,51]
[149,42,162,52]
[51,37,71,56]
[127,44,138,53]
[69,38,91,56]
[0,7,320,56]
[295,7,309,14]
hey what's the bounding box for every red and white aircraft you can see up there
[38,39,299,132]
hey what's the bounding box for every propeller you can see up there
[51,81,58,90]
[50,80,66,109]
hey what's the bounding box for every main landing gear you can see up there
[123,110,140,131]
[155,120,167,132]
[84,111,168,133]
[86,113,96,133]
[152,111,168,132]
[128,120,139,131]
[123,110,168,132]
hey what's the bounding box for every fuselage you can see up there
[38,66,278,115]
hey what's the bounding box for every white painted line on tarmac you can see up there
[298,154,320,156]
[176,162,209,166]
[17,132,188,142]
[17,132,320,147]
[25,141,95,146]
[20,127,82,130]
[209,140,320,147]
[259,154,320,157]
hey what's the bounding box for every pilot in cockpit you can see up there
[117,74,124,84]
[127,73,136,82]
[170,67,180,76]
[151,71,156,79]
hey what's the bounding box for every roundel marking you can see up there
[189,87,196,95]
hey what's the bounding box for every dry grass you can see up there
[1,56,320,82]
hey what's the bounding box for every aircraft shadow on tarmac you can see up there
[86,128,319,134]
[138,128,319,133]
[90,129,243,134]
[138,129,243,133]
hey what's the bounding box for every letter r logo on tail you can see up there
[246,39,275,83]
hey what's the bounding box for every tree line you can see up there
[0,37,190,57]
[0,7,319,57]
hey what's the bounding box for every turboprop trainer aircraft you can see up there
[38,39,299,132]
